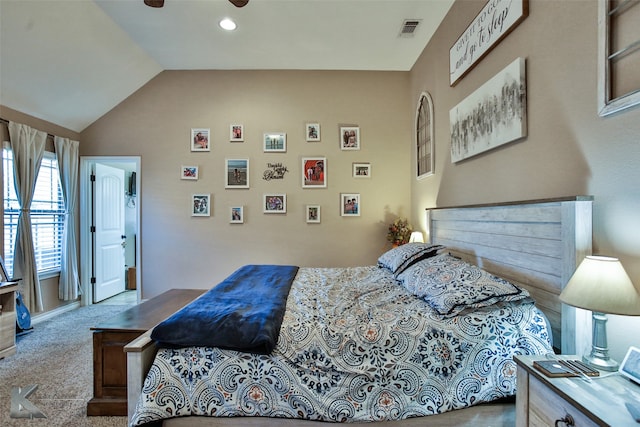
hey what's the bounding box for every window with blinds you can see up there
[3,148,65,278]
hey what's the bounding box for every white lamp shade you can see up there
[560,256,640,316]
[409,231,424,243]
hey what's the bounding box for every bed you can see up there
[125,197,593,426]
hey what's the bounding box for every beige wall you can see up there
[0,105,80,312]
[410,0,640,362]
[81,70,412,299]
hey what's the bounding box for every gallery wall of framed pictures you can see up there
[181,121,373,225]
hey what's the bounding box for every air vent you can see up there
[399,19,421,37]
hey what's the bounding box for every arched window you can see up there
[416,92,434,179]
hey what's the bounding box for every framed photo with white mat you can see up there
[620,346,640,385]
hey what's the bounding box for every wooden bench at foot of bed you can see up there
[88,289,205,416]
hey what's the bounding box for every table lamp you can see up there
[409,231,424,243]
[560,256,640,371]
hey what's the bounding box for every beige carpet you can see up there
[0,300,134,427]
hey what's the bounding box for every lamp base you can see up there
[583,353,619,372]
[583,311,619,372]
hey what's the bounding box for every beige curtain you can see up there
[8,121,47,313]
[54,137,80,301]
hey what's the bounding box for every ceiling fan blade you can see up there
[144,0,165,8]
[229,0,249,7]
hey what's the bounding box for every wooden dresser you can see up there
[515,355,640,426]
[0,281,19,359]
[87,288,205,416]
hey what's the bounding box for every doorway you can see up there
[80,156,140,306]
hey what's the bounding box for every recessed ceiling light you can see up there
[219,18,237,31]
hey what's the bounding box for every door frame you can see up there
[80,156,141,306]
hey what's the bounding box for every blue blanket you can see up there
[151,264,299,354]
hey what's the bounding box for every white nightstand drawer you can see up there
[529,375,598,427]
[516,355,640,426]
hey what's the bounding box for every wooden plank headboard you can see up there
[427,196,593,354]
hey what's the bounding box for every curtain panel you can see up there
[54,137,80,301]
[8,121,46,313]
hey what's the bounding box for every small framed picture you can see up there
[230,206,244,223]
[191,128,210,152]
[181,165,199,180]
[225,158,249,188]
[306,205,320,223]
[263,193,286,213]
[306,123,320,142]
[230,124,244,142]
[340,126,360,150]
[353,162,370,178]
[620,346,640,384]
[340,193,360,216]
[263,132,286,152]
[192,194,211,217]
[302,157,327,188]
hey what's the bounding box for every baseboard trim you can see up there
[31,301,81,325]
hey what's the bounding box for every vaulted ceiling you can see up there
[0,0,454,132]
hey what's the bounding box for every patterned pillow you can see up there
[377,243,445,276]
[396,253,529,317]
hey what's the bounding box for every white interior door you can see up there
[93,163,126,302]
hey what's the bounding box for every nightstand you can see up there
[0,281,19,359]
[515,355,640,426]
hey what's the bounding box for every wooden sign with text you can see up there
[449,0,529,86]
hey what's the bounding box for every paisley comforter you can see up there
[130,265,552,426]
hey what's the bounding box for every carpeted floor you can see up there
[0,298,135,427]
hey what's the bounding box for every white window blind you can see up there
[3,148,65,278]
